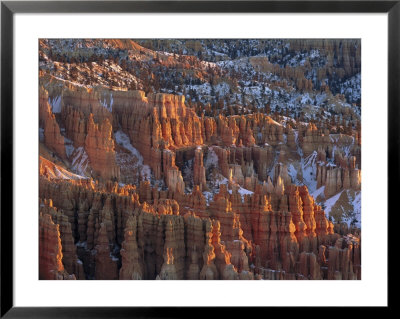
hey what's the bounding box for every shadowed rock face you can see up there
[38,39,361,280]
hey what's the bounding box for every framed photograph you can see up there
[1,0,394,316]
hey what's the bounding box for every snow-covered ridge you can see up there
[71,147,90,176]
[40,156,86,180]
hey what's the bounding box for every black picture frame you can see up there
[1,0,395,317]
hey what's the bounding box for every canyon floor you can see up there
[39,39,361,280]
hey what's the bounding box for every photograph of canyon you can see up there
[39,39,361,280]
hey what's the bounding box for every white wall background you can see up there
[14,13,387,306]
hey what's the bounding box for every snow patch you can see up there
[301,151,318,193]
[39,128,44,142]
[71,147,90,176]
[64,137,75,158]
[346,190,361,228]
[202,191,213,206]
[100,93,113,112]
[324,191,344,215]
[311,186,325,199]
[48,95,62,113]
[114,130,151,180]
[237,187,254,201]
[205,147,219,169]
[287,164,298,183]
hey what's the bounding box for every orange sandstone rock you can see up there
[85,114,120,181]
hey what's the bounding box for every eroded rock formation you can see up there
[38,39,361,281]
